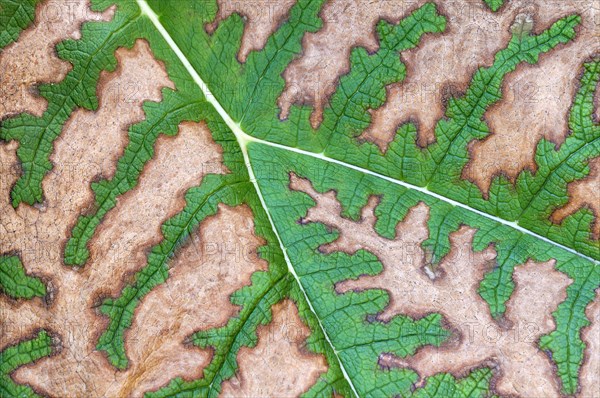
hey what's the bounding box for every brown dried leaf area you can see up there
[221,300,328,398]
[114,203,270,397]
[363,0,516,149]
[206,0,296,63]
[0,0,114,118]
[551,157,600,240]
[280,0,424,129]
[364,0,600,154]
[464,1,600,194]
[0,40,244,396]
[271,0,561,138]
[289,173,581,397]
[4,202,268,397]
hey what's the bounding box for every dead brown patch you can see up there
[1,38,234,396]
[13,203,262,397]
[0,0,114,118]
[282,0,598,163]
[1,39,175,273]
[10,118,227,396]
[117,204,268,397]
[363,1,519,149]
[45,39,174,216]
[221,299,328,397]
[206,0,296,63]
[465,1,600,193]
[63,39,175,178]
[85,119,227,296]
[1,40,171,263]
[551,157,600,240]
[289,174,572,397]
[0,141,21,252]
[278,0,425,130]
[0,296,48,351]
[580,291,600,398]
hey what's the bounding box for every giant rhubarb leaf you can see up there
[0,0,598,397]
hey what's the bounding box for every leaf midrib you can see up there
[136,1,361,397]
[136,0,599,393]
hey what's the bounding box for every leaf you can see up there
[0,331,53,398]
[0,0,598,397]
[0,255,46,299]
[483,0,504,12]
[0,0,39,48]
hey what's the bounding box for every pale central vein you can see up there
[138,0,599,390]
[136,1,362,396]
